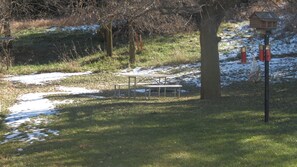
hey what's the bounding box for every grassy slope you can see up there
[0,78,296,167]
[0,24,297,166]
[3,27,201,74]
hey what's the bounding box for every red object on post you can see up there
[259,45,264,62]
[266,45,271,61]
[241,47,247,64]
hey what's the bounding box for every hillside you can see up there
[0,18,297,166]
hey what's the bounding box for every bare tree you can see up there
[117,0,158,65]
[53,0,115,57]
[159,0,291,99]
[47,1,195,64]
[2,0,291,99]
[48,0,257,99]
[158,0,268,99]
[86,0,159,64]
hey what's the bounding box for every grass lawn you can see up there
[0,75,296,166]
[0,21,296,166]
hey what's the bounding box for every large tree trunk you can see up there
[199,7,224,99]
[128,23,136,66]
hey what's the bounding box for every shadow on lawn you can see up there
[12,31,102,65]
[19,81,297,166]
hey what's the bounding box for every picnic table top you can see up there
[145,84,182,88]
[120,73,171,78]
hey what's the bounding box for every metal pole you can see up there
[264,31,270,122]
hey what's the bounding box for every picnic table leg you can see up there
[128,77,131,98]
[174,88,177,97]
[164,87,167,97]
[158,87,161,97]
[148,88,151,99]
[178,88,181,98]
[134,77,137,99]
[114,85,117,97]
[118,85,121,97]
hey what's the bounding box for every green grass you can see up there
[2,22,252,75]
[136,33,201,67]
[6,62,85,75]
[1,28,201,75]
[1,72,297,166]
[1,23,297,166]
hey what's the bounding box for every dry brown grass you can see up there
[11,16,98,32]
[11,19,56,31]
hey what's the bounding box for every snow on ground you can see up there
[4,71,92,85]
[47,24,100,33]
[120,21,297,87]
[1,71,104,144]
[120,58,297,88]
[219,21,297,61]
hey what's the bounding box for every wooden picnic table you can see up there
[120,73,170,98]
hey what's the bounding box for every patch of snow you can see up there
[47,24,100,33]
[5,130,22,140]
[120,57,297,88]
[57,86,100,94]
[132,89,147,93]
[1,86,103,144]
[4,71,92,85]
[219,21,297,61]
[119,21,297,88]
[87,95,106,99]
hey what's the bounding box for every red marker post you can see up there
[241,47,247,64]
[266,45,271,61]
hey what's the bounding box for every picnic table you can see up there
[115,73,182,98]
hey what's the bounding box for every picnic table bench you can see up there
[114,82,150,97]
[144,84,182,99]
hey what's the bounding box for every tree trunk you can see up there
[2,0,13,69]
[128,23,136,66]
[3,20,12,69]
[3,20,11,37]
[2,0,11,37]
[199,7,224,99]
[105,22,113,57]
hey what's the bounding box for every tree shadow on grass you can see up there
[12,31,102,65]
[9,81,297,166]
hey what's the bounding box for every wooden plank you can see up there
[145,85,182,88]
